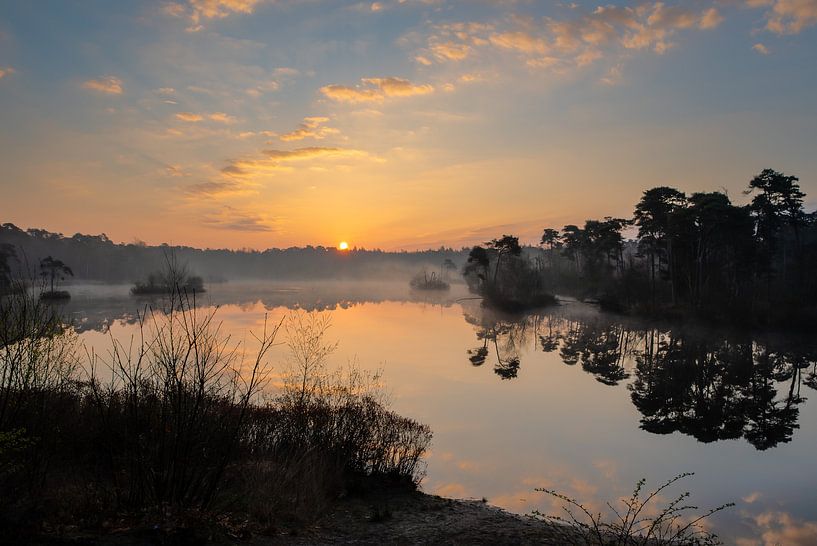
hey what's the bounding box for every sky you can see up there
[0,0,816,251]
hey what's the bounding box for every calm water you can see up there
[58,281,817,544]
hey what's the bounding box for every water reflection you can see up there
[47,285,817,540]
[56,281,465,333]
[464,304,816,450]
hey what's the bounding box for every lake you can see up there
[57,280,817,544]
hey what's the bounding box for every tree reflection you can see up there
[463,308,533,380]
[464,306,817,450]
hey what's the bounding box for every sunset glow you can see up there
[0,1,815,250]
[3,3,817,541]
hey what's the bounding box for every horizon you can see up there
[1,1,816,250]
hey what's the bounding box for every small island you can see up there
[409,259,457,291]
[39,256,73,300]
[131,259,206,295]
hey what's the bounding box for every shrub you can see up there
[532,473,734,546]
[1,285,433,536]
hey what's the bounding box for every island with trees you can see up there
[463,169,816,328]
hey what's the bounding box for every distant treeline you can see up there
[0,224,467,285]
[465,169,817,326]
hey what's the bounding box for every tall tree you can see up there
[583,217,630,276]
[634,187,687,307]
[746,169,806,290]
[486,235,521,284]
[561,225,585,275]
[540,228,561,269]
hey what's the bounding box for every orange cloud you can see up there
[321,77,434,103]
[279,116,340,141]
[166,0,262,23]
[0,67,14,80]
[82,76,123,95]
[175,112,236,123]
[430,41,472,61]
[764,0,817,34]
[489,31,549,54]
[422,3,725,71]
[176,112,204,122]
[221,146,378,178]
[208,112,236,123]
[753,42,770,54]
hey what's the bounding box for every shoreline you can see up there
[21,489,582,546]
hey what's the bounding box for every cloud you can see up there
[700,7,725,29]
[742,491,762,503]
[208,112,236,123]
[320,85,381,103]
[320,77,434,103]
[201,205,277,232]
[186,179,257,197]
[263,146,369,161]
[489,31,549,54]
[751,511,817,546]
[82,76,123,95]
[366,77,434,96]
[280,116,340,141]
[245,80,279,97]
[763,0,817,34]
[753,42,770,54]
[430,41,472,60]
[176,112,204,122]
[221,146,378,178]
[420,3,725,72]
[175,112,236,123]
[166,0,264,26]
[0,67,14,80]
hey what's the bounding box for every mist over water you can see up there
[63,280,817,543]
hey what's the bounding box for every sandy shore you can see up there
[21,489,585,545]
[258,489,585,545]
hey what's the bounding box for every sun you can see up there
[337,241,349,250]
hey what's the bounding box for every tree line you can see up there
[0,224,466,286]
[464,169,816,326]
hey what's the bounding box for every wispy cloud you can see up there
[430,41,472,61]
[186,179,258,197]
[208,112,236,123]
[321,77,434,103]
[201,205,277,232]
[280,116,340,141]
[0,67,14,80]
[221,146,379,178]
[176,112,204,122]
[82,75,123,94]
[175,111,237,123]
[753,42,770,54]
